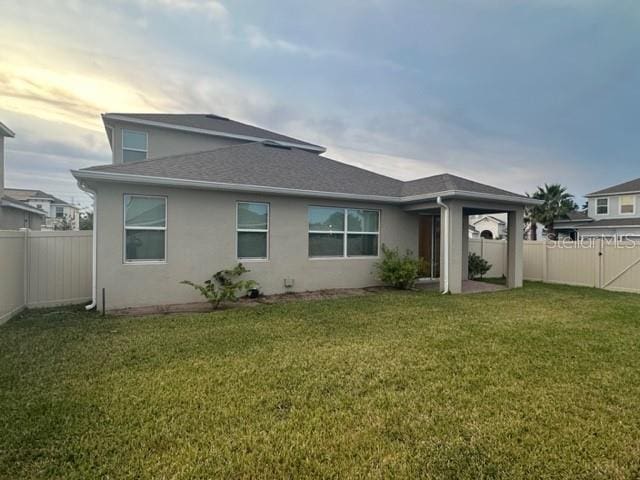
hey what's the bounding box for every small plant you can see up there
[375,244,421,289]
[181,263,258,309]
[468,252,491,280]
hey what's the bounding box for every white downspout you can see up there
[78,182,97,310]
[436,196,449,294]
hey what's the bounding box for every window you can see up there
[55,206,64,218]
[122,129,148,163]
[308,207,379,257]
[620,195,635,215]
[124,195,166,262]
[596,198,609,215]
[36,204,42,210]
[237,202,269,259]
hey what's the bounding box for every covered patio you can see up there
[405,194,540,294]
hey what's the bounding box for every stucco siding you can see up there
[93,182,420,310]
[589,194,640,219]
[108,120,245,164]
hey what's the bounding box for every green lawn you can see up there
[1,283,640,479]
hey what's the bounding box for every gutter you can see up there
[77,181,97,311]
[70,170,544,207]
[585,190,640,198]
[436,196,449,294]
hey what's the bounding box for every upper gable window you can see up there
[122,129,148,163]
[596,198,609,215]
[620,195,635,215]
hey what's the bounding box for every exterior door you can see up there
[418,215,440,278]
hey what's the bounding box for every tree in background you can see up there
[53,216,72,231]
[525,183,577,240]
[79,212,93,230]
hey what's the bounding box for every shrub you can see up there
[375,245,421,289]
[181,263,258,309]
[468,252,491,279]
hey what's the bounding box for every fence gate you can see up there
[523,239,640,294]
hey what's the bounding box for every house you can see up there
[0,122,46,230]
[71,113,540,311]
[3,188,80,230]
[552,210,592,240]
[470,215,507,239]
[553,178,640,239]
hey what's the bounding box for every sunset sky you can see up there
[1,0,639,208]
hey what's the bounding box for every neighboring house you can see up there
[3,188,80,230]
[552,210,592,240]
[470,215,507,239]
[71,113,539,311]
[553,178,640,239]
[0,122,46,230]
[468,224,479,239]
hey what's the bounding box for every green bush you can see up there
[375,245,421,289]
[468,252,491,279]
[181,263,258,309]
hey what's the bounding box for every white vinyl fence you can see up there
[523,239,640,293]
[471,238,640,294]
[469,239,507,278]
[0,230,92,323]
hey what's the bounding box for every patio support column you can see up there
[507,207,524,288]
[447,200,464,294]
[462,214,469,281]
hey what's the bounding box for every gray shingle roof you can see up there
[1,195,47,214]
[104,113,324,151]
[555,210,592,222]
[402,175,523,198]
[80,142,529,202]
[576,218,640,228]
[4,188,71,206]
[587,177,640,196]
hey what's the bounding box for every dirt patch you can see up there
[108,287,391,317]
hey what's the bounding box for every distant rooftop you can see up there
[102,113,325,152]
[0,121,15,137]
[4,188,73,206]
[587,177,640,197]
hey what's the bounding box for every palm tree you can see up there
[525,183,577,240]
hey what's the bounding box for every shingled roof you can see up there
[586,177,640,197]
[4,188,72,206]
[74,142,534,205]
[103,113,325,152]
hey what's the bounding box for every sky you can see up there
[1,0,639,209]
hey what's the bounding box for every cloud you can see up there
[130,0,228,21]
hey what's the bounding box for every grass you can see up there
[1,282,640,479]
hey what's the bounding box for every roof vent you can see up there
[261,140,291,150]
[205,114,229,121]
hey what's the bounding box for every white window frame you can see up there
[55,206,64,218]
[595,197,609,216]
[619,195,636,215]
[123,194,167,264]
[236,201,269,261]
[308,206,380,259]
[122,129,148,162]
